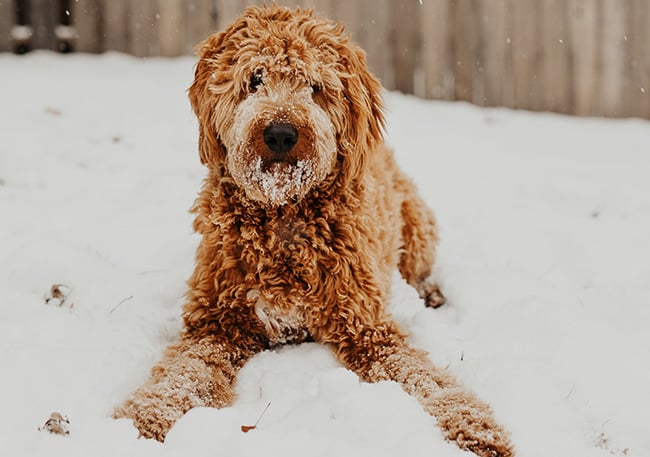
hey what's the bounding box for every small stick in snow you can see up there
[241,402,271,433]
[566,384,575,399]
[109,295,134,314]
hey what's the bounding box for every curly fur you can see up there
[114,6,514,457]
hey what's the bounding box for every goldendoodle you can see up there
[114,5,514,457]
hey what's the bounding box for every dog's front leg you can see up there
[332,324,515,457]
[114,334,261,442]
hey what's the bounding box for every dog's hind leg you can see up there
[113,334,263,441]
[397,185,446,308]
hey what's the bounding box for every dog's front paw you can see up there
[418,280,446,308]
[113,388,184,442]
[432,388,514,457]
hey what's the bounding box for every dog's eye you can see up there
[250,73,263,92]
[311,84,322,94]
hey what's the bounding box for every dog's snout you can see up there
[263,123,298,154]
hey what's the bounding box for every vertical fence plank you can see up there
[600,0,626,117]
[157,0,183,56]
[73,0,103,53]
[567,0,598,116]
[627,0,649,118]
[479,0,508,107]
[540,0,571,113]
[104,0,127,53]
[619,5,636,118]
[333,0,363,45]
[501,0,515,108]
[471,0,485,105]
[215,0,245,32]
[362,0,392,90]
[0,0,13,52]
[453,0,479,103]
[277,0,302,9]
[244,0,266,8]
[183,0,215,53]
[511,0,540,110]
[393,0,418,94]
[127,0,160,57]
[306,0,334,18]
[641,3,650,119]
[421,0,452,100]
[30,0,57,51]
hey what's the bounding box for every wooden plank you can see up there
[600,0,627,117]
[626,0,649,118]
[305,0,335,18]
[501,0,515,108]
[421,0,452,100]
[480,0,508,107]
[393,0,418,94]
[362,0,392,90]
[567,0,599,116]
[539,0,571,113]
[157,0,183,57]
[511,0,541,111]
[333,0,364,45]
[0,0,14,52]
[73,0,103,53]
[30,0,57,50]
[215,0,245,32]
[470,0,486,105]
[453,0,478,103]
[618,3,635,118]
[639,1,649,120]
[277,0,302,10]
[243,0,265,8]
[127,0,160,57]
[183,0,215,54]
[103,0,127,52]
[54,0,75,52]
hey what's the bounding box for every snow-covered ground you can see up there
[1,52,649,457]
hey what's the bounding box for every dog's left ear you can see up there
[338,45,385,183]
[190,10,256,169]
[188,32,230,168]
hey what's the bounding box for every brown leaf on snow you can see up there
[44,284,73,308]
[241,402,271,434]
[38,412,70,436]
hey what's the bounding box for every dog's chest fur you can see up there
[238,210,326,346]
[246,288,309,345]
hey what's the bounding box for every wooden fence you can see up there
[1,0,649,120]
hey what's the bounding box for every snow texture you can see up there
[1,52,650,457]
[246,156,315,205]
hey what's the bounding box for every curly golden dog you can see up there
[114,5,514,456]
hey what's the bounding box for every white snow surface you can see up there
[1,52,650,457]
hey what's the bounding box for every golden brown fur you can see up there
[114,6,514,457]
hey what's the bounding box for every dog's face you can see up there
[189,6,384,207]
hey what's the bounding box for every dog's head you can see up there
[189,5,384,207]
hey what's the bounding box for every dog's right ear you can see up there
[188,32,229,168]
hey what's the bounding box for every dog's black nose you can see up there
[263,123,298,154]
